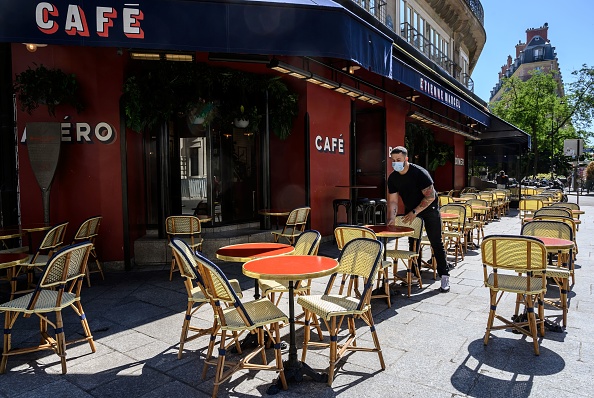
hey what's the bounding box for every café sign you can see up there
[315,134,345,154]
[22,121,117,144]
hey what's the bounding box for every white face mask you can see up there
[392,161,405,172]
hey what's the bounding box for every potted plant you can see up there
[13,64,84,116]
[188,99,217,125]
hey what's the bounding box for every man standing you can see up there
[387,146,450,292]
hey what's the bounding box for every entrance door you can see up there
[355,107,387,200]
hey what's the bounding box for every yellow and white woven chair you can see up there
[298,237,385,386]
[521,220,573,329]
[169,237,243,359]
[519,198,544,222]
[0,242,95,374]
[271,206,311,244]
[385,216,424,297]
[334,225,394,307]
[166,216,203,281]
[72,216,103,287]
[14,222,69,298]
[195,251,288,397]
[440,204,467,266]
[259,230,321,305]
[481,235,547,355]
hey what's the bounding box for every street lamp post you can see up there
[550,111,555,181]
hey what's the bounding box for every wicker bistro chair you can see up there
[438,195,453,206]
[334,226,394,307]
[385,216,424,298]
[259,230,322,318]
[72,216,103,287]
[169,238,243,360]
[533,207,572,218]
[550,202,581,230]
[521,221,574,329]
[14,222,69,298]
[0,242,95,374]
[195,252,288,397]
[272,206,310,245]
[297,238,385,386]
[532,215,579,281]
[481,235,548,355]
[166,216,204,281]
[440,204,467,266]
[519,198,544,222]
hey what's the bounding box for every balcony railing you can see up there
[464,0,484,26]
[350,0,387,24]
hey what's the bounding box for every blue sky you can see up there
[472,1,594,102]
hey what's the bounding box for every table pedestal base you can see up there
[267,360,327,394]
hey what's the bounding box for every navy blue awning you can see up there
[0,0,393,78]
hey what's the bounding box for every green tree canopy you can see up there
[491,66,594,177]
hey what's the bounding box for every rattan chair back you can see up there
[394,215,423,240]
[37,222,68,253]
[169,237,201,281]
[194,251,244,308]
[293,230,321,255]
[460,193,477,200]
[334,225,377,250]
[440,204,467,227]
[481,235,547,274]
[72,216,101,241]
[166,216,202,236]
[438,195,453,206]
[37,242,92,290]
[519,198,543,215]
[326,238,383,307]
[534,208,572,218]
[521,220,573,241]
[550,202,579,211]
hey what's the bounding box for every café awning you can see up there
[477,114,531,149]
[0,0,393,78]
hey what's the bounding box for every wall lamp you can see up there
[306,74,339,89]
[267,59,310,79]
[23,43,47,52]
[130,51,194,62]
[268,59,382,104]
[408,111,480,140]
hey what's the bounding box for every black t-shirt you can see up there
[388,163,437,213]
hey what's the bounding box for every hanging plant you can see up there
[266,77,298,140]
[188,99,217,125]
[13,63,84,116]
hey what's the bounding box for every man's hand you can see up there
[387,217,395,226]
[402,211,416,224]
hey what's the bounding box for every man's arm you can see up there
[387,192,399,225]
[403,184,436,223]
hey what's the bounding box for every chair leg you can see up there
[0,312,14,374]
[272,322,288,391]
[301,310,311,363]
[327,317,337,386]
[202,329,218,379]
[55,311,67,374]
[366,310,385,370]
[525,295,540,355]
[169,257,177,281]
[212,330,227,397]
[484,290,497,346]
[74,302,96,353]
[178,302,193,359]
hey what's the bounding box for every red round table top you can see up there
[216,242,294,262]
[535,237,574,249]
[365,225,414,237]
[243,255,339,281]
[0,253,29,269]
[440,212,459,220]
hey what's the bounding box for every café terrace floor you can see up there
[1,192,593,398]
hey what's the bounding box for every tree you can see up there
[491,66,594,178]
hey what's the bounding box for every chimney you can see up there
[507,55,513,67]
[515,41,526,58]
[526,22,549,44]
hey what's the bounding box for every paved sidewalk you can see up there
[1,193,593,398]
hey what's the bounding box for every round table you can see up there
[365,225,415,259]
[0,253,29,298]
[216,242,294,263]
[258,209,291,230]
[243,255,339,386]
[440,212,459,221]
[537,237,574,251]
[196,215,212,223]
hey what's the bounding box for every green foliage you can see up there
[122,62,298,139]
[404,123,454,171]
[586,161,594,182]
[13,64,84,116]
